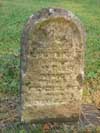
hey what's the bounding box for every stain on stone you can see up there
[76,74,83,86]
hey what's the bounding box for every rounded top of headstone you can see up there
[22,8,86,44]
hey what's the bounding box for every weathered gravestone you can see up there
[20,8,86,123]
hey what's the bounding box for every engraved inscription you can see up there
[23,18,83,105]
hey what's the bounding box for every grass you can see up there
[0,0,100,95]
[1,123,100,133]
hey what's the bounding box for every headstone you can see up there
[20,8,86,123]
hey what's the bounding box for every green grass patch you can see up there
[0,54,19,95]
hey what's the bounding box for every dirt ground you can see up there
[0,94,20,128]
